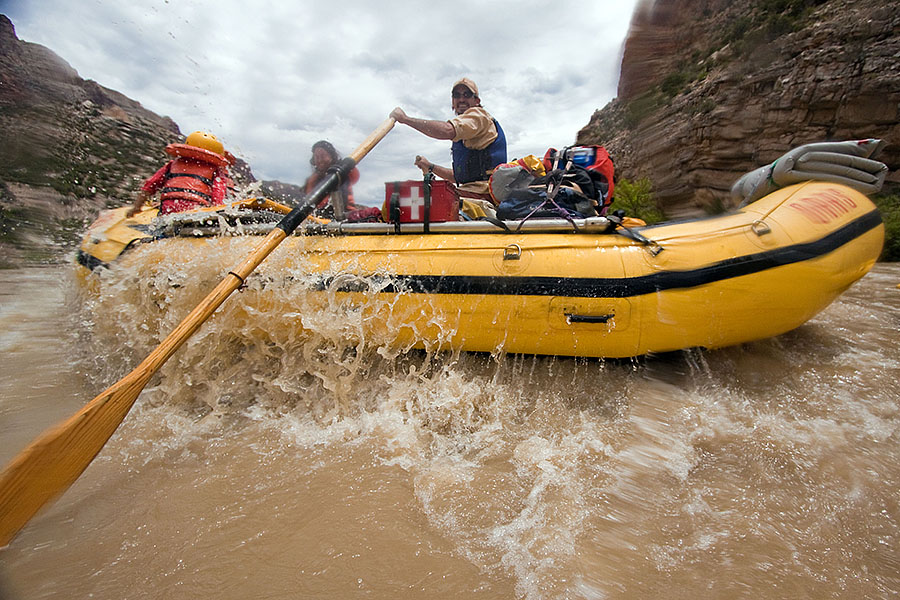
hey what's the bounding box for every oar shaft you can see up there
[0,223,287,548]
[350,118,396,163]
[128,118,396,394]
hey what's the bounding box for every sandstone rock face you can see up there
[0,15,264,264]
[0,15,182,188]
[0,15,188,263]
[578,0,899,217]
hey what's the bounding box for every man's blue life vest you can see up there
[451,119,507,184]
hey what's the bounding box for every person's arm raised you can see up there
[390,107,455,140]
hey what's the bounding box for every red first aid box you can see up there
[383,180,460,223]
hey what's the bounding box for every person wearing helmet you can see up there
[390,77,507,203]
[126,131,235,217]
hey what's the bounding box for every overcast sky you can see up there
[2,0,638,204]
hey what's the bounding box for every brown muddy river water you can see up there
[1,260,899,599]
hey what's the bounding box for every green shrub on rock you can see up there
[609,178,666,224]
[874,193,900,262]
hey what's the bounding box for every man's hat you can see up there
[452,77,479,97]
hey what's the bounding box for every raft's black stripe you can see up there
[76,249,108,271]
[328,209,882,298]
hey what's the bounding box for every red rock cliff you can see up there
[579,0,899,216]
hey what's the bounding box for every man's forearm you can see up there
[401,116,455,140]
[430,164,455,182]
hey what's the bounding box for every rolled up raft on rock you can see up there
[732,139,888,206]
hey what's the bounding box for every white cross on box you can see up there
[400,186,425,221]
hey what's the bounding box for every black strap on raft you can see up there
[479,215,511,231]
[277,157,358,234]
[605,211,663,255]
[387,183,402,233]
[325,163,347,221]
[423,171,433,234]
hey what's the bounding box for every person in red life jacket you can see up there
[304,140,360,216]
[126,131,234,217]
[390,78,507,203]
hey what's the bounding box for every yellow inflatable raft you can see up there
[76,179,884,359]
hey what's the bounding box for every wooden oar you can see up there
[0,118,396,547]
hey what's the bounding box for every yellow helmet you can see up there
[185,131,225,156]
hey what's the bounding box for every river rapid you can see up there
[1,259,899,599]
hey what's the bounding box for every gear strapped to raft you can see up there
[732,139,888,206]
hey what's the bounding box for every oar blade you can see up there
[0,372,150,546]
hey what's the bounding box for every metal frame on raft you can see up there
[155,208,664,254]
[159,211,617,238]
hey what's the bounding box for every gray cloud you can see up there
[4,0,636,204]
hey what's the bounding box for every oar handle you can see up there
[350,117,395,163]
